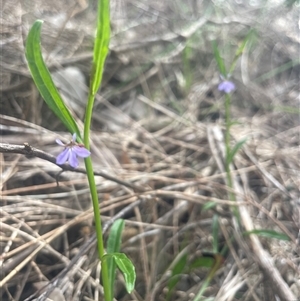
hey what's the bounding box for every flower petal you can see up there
[72,146,91,158]
[68,150,79,168]
[56,139,65,146]
[218,80,235,93]
[56,148,70,165]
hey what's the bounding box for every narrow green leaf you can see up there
[273,105,300,114]
[107,219,125,253]
[202,201,217,211]
[243,229,290,241]
[25,20,81,139]
[90,0,111,96]
[212,215,219,254]
[212,41,227,76]
[234,29,255,58]
[227,138,247,165]
[192,254,225,301]
[228,120,241,127]
[103,253,136,293]
[255,59,300,83]
[167,253,187,301]
[229,29,257,75]
[172,253,187,277]
[190,256,214,270]
[107,219,125,295]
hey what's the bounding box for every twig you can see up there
[0,142,146,192]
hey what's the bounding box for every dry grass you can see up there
[1,0,299,300]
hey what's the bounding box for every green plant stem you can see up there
[83,0,111,297]
[84,92,94,150]
[224,93,235,202]
[84,92,111,301]
[193,254,224,301]
[192,278,210,301]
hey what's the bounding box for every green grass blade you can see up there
[212,41,227,77]
[90,0,111,96]
[227,138,247,165]
[25,20,81,139]
[166,253,187,301]
[107,219,125,296]
[190,256,214,270]
[202,201,217,211]
[192,254,225,301]
[273,105,300,114]
[243,229,290,241]
[228,29,257,75]
[255,59,300,83]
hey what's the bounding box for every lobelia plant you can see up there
[212,31,255,204]
[207,31,293,301]
[189,32,256,301]
[25,0,136,300]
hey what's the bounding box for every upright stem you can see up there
[84,92,111,301]
[83,0,111,297]
[224,94,235,202]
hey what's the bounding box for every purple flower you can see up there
[56,133,91,168]
[218,80,235,94]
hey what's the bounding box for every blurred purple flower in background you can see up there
[218,80,235,94]
[56,133,90,168]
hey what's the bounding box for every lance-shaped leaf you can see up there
[226,138,247,165]
[103,253,136,293]
[107,219,125,296]
[90,0,110,96]
[212,41,227,77]
[25,20,81,140]
[228,29,257,75]
[244,229,290,241]
[167,253,187,301]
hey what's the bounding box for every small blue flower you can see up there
[56,133,90,168]
[218,80,235,94]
